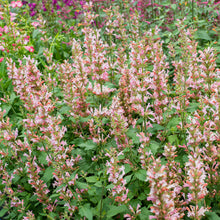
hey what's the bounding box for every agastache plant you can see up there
[5,56,85,218]
[106,150,129,204]
[0,1,220,219]
[184,148,209,219]
[147,156,182,219]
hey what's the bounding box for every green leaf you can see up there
[2,104,11,117]
[187,102,200,113]
[79,116,91,123]
[147,124,165,134]
[76,181,88,189]
[206,212,220,220]
[126,127,140,144]
[12,174,20,184]
[135,169,147,181]
[32,29,41,39]
[106,184,114,190]
[63,52,69,58]
[9,92,17,104]
[104,82,117,89]
[38,151,48,165]
[139,207,150,220]
[107,205,127,218]
[37,46,44,56]
[195,30,211,41]
[150,141,160,155]
[152,124,165,131]
[166,117,181,129]
[138,191,147,200]
[86,176,98,183]
[118,153,125,160]
[124,174,133,184]
[53,87,63,98]
[59,105,71,114]
[42,167,55,183]
[94,181,103,188]
[171,4,177,10]
[168,135,178,145]
[48,212,58,219]
[49,194,59,199]
[0,209,8,217]
[0,57,6,76]
[78,140,97,151]
[124,164,131,174]
[79,205,93,220]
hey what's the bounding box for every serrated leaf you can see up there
[138,192,147,200]
[152,124,165,131]
[150,141,160,155]
[171,4,177,10]
[2,104,11,116]
[104,82,117,89]
[187,102,200,113]
[42,167,55,183]
[48,212,58,218]
[79,116,90,123]
[63,52,69,58]
[135,169,147,181]
[29,194,38,202]
[32,29,41,39]
[78,140,97,151]
[126,128,140,144]
[139,207,150,220]
[94,181,103,187]
[168,135,178,145]
[79,205,93,220]
[38,151,48,165]
[106,183,114,190]
[59,105,71,114]
[49,194,60,199]
[0,209,8,217]
[76,181,88,189]
[125,174,133,183]
[38,46,44,55]
[9,92,17,104]
[12,174,20,184]
[86,176,98,183]
[206,211,220,220]
[124,164,131,174]
[167,117,181,129]
[195,30,211,41]
[107,205,127,218]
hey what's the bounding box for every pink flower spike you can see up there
[0,57,4,62]
[24,46,34,53]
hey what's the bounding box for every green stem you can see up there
[99,187,104,220]
[192,0,194,22]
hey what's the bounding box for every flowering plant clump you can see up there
[0,0,220,219]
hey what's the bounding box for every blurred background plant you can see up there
[14,0,220,65]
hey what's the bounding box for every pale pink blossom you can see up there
[24,46,34,53]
